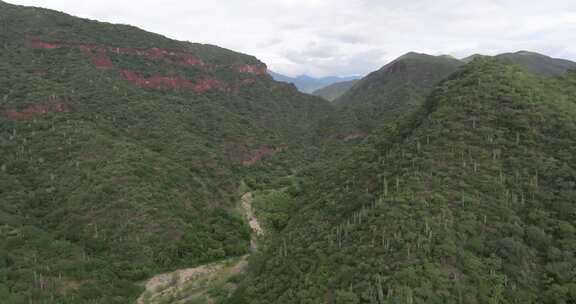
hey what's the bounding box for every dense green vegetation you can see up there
[313,79,358,102]
[229,58,576,304]
[0,1,331,303]
[496,51,576,76]
[334,51,576,135]
[330,53,463,133]
[463,51,576,76]
[2,1,576,304]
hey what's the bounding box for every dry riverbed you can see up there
[137,192,261,304]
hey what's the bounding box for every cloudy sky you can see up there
[7,0,576,77]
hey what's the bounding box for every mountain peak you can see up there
[333,51,463,129]
[397,52,458,62]
[462,53,486,62]
[397,51,432,60]
[514,50,544,56]
[399,51,423,57]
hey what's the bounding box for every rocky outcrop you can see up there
[28,37,268,93]
[119,70,223,92]
[236,64,267,75]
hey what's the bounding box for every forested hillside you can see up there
[313,79,358,102]
[497,51,576,76]
[328,53,463,134]
[229,58,576,303]
[0,1,331,303]
[2,2,576,304]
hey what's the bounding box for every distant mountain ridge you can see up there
[312,79,359,101]
[274,50,576,99]
[311,51,576,104]
[334,50,576,116]
[334,52,463,124]
[496,51,576,75]
[334,52,464,107]
[269,71,361,93]
[462,51,576,75]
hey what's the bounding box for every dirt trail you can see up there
[137,191,261,304]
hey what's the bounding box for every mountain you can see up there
[312,79,358,101]
[462,53,485,63]
[0,2,332,303]
[313,50,576,146]
[462,51,576,76]
[326,53,463,134]
[269,71,361,93]
[3,2,576,304]
[335,52,463,108]
[496,51,576,76]
[229,57,576,304]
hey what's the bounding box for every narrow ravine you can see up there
[137,191,262,304]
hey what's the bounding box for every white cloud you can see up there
[6,0,576,77]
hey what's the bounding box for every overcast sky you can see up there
[6,0,576,77]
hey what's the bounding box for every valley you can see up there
[1,1,575,304]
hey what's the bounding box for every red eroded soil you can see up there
[120,69,188,89]
[120,70,222,92]
[236,64,267,75]
[29,38,62,49]
[242,144,288,166]
[180,54,205,67]
[28,37,262,93]
[193,77,221,92]
[5,101,71,121]
[90,52,113,69]
[29,37,206,67]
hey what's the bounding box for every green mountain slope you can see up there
[0,2,331,303]
[462,54,484,63]
[463,51,576,76]
[335,53,463,107]
[230,58,576,303]
[313,79,358,101]
[3,2,576,304]
[319,53,462,136]
[496,51,576,76]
